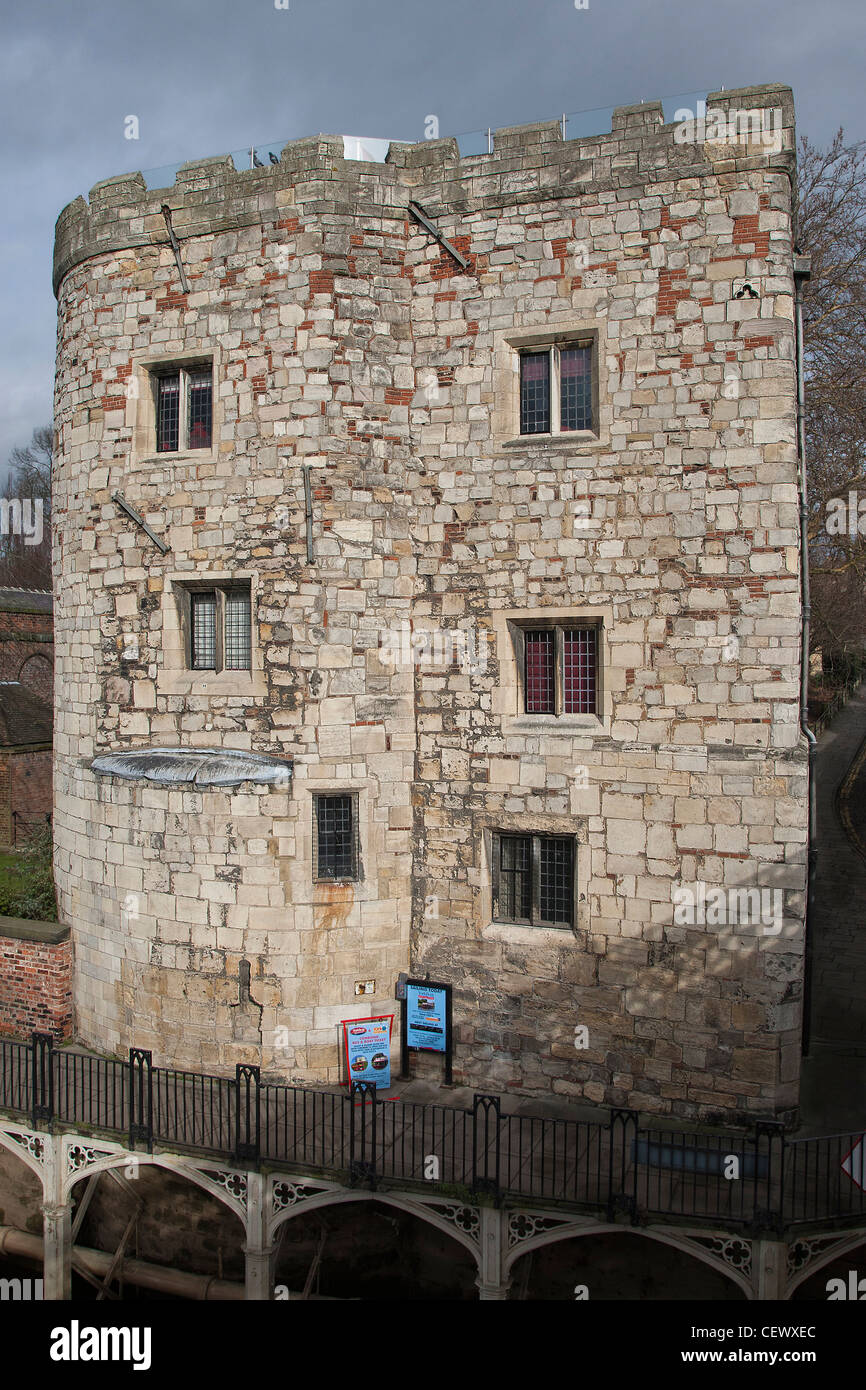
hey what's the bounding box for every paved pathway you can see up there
[799,682,866,1135]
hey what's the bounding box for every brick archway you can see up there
[17,653,52,702]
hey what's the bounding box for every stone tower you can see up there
[52,83,807,1121]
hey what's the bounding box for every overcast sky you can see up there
[1,0,864,483]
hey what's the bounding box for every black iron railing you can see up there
[811,674,864,739]
[2,1034,865,1234]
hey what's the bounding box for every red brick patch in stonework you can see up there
[660,206,694,235]
[428,235,476,281]
[0,932,72,1041]
[155,292,188,311]
[731,216,770,258]
[655,268,692,320]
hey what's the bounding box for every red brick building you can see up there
[0,588,53,704]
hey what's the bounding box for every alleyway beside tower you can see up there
[800,683,866,1134]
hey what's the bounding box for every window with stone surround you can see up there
[174,581,252,672]
[158,569,266,698]
[493,323,606,449]
[152,361,212,453]
[491,832,576,928]
[511,620,599,716]
[519,344,593,435]
[313,793,360,881]
[128,351,220,468]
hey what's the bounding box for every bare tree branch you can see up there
[0,425,52,589]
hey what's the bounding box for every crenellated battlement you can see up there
[53,83,795,296]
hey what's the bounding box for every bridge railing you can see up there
[0,1036,31,1116]
[262,1081,352,1173]
[2,1033,865,1233]
[56,1048,128,1133]
[784,1130,866,1228]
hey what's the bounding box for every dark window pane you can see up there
[563,628,597,714]
[191,591,217,669]
[156,374,180,452]
[188,368,212,450]
[525,630,555,714]
[560,346,592,431]
[224,590,251,670]
[498,835,531,921]
[520,352,550,434]
[317,795,354,879]
[539,837,574,925]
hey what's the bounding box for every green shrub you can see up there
[0,826,58,921]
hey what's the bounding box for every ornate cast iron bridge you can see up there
[1,1034,864,1300]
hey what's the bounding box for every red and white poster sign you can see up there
[341,1015,393,1089]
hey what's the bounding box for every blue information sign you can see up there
[406,983,448,1053]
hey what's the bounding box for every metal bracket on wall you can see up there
[112,493,170,554]
[302,464,314,564]
[160,204,190,293]
[407,201,470,271]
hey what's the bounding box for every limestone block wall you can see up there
[52,83,808,1117]
[52,138,416,1078]
[400,89,807,1120]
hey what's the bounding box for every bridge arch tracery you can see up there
[0,1121,48,1184]
[62,1145,252,1227]
[786,1230,866,1297]
[503,1212,755,1300]
[267,1178,482,1265]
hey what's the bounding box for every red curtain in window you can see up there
[560,348,590,378]
[521,355,548,381]
[525,631,555,713]
[563,629,596,714]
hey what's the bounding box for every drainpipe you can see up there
[793,251,816,1056]
[302,463,315,564]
